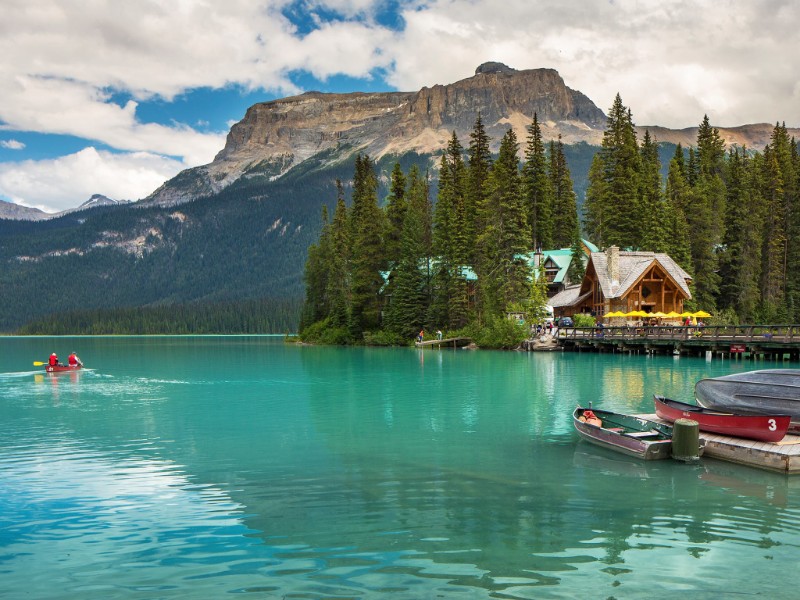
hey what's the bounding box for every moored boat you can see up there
[573,407,678,460]
[695,369,800,432]
[45,364,83,373]
[654,394,790,443]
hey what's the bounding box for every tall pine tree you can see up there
[476,129,531,315]
[466,113,493,266]
[348,154,387,337]
[584,94,642,248]
[431,132,470,329]
[718,148,762,321]
[549,135,580,249]
[384,166,433,337]
[686,115,726,311]
[522,113,554,250]
[638,130,670,252]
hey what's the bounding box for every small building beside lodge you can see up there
[548,246,692,319]
[530,239,599,297]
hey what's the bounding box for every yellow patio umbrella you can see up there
[627,310,648,318]
[605,311,625,317]
[693,310,712,318]
[679,311,694,317]
[665,311,681,318]
[650,311,667,318]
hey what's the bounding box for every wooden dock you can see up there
[415,337,472,349]
[557,324,800,361]
[643,414,800,474]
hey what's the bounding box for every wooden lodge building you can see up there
[548,246,692,319]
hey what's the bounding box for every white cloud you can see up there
[3,76,226,164]
[383,0,800,128]
[295,20,395,79]
[2,0,799,211]
[1,139,26,150]
[0,148,186,213]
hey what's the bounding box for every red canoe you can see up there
[45,364,83,373]
[653,395,790,443]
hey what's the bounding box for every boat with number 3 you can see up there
[653,395,789,442]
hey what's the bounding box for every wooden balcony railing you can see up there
[556,325,800,344]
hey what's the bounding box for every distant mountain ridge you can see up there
[0,198,48,221]
[0,194,129,221]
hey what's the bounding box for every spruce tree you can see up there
[431,132,470,329]
[639,130,670,252]
[583,94,642,248]
[300,205,331,330]
[466,113,493,266]
[384,166,433,337]
[759,145,786,320]
[664,145,693,270]
[567,236,586,283]
[384,162,407,267]
[348,154,387,337]
[522,113,553,250]
[686,116,726,311]
[326,181,351,328]
[583,157,608,247]
[769,123,799,319]
[549,136,580,249]
[477,128,531,315]
[718,148,762,321]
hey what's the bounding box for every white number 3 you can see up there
[768,419,777,431]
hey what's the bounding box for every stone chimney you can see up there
[608,246,620,285]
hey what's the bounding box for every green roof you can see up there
[583,239,599,253]
[526,238,597,283]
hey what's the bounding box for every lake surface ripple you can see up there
[1,336,798,598]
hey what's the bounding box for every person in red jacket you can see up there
[49,353,59,367]
[68,352,83,367]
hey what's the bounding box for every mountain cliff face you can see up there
[142,62,800,207]
[144,63,608,206]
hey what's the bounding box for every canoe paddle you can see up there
[33,361,46,366]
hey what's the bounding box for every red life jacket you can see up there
[49,355,58,366]
[68,354,78,365]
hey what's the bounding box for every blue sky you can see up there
[1,0,798,213]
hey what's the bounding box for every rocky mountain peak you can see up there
[143,64,607,206]
[475,62,516,75]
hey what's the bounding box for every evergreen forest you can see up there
[301,96,800,347]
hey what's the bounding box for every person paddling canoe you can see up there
[68,351,83,367]
[49,352,60,367]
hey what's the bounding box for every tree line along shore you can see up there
[300,94,800,349]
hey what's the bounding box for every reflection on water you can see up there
[1,337,799,598]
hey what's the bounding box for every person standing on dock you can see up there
[417,330,424,343]
[436,330,442,340]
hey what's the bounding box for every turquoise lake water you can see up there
[1,336,799,599]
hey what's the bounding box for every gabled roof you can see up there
[541,251,572,283]
[549,284,591,308]
[527,238,596,284]
[588,251,692,299]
